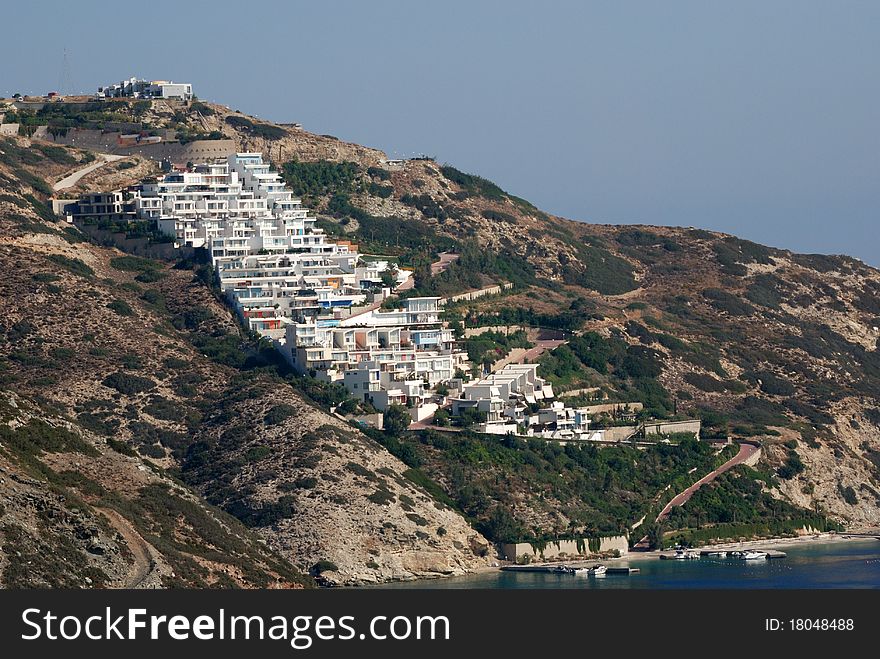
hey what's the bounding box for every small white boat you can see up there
[589,564,607,576]
[673,548,700,560]
[742,550,767,561]
[706,551,727,558]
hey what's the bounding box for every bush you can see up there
[383,405,412,436]
[367,166,392,180]
[750,371,795,396]
[281,160,359,198]
[562,243,637,295]
[47,254,94,278]
[103,371,156,395]
[107,299,134,316]
[440,165,506,201]
[702,288,754,316]
[144,396,185,421]
[264,404,296,425]
[110,255,162,273]
[840,485,858,505]
[312,560,338,574]
[368,182,393,198]
[777,450,805,479]
[683,372,727,392]
[481,209,517,223]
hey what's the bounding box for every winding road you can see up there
[96,507,159,588]
[52,153,123,191]
[656,442,759,523]
[632,442,759,549]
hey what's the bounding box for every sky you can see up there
[2,0,877,265]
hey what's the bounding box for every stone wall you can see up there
[579,402,644,415]
[501,535,629,562]
[74,223,194,261]
[602,426,640,442]
[643,419,702,437]
[442,282,513,304]
[40,128,236,162]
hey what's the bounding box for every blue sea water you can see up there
[377,539,880,589]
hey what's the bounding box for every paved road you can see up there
[431,251,459,276]
[518,339,565,363]
[397,251,458,292]
[52,153,123,191]
[655,442,759,523]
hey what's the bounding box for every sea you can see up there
[377,539,880,589]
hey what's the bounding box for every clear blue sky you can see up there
[3,0,878,265]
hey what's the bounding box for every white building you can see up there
[280,297,463,412]
[449,363,606,440]
[115,152,455,421]
[98,77,193,101]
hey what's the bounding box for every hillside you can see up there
[0,136,491,586]
[1,96,878,582]
[173,99,880,531]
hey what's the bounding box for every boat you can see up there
[589,564,607,576]
[551,565,576,574]
[742,550,767,561]
[705,551,727,558]
[673,548,700,560]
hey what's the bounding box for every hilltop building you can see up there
[98,77,193,101]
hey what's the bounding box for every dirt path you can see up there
[97,507,158,588]
[52,154,123,191]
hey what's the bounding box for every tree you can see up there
[383,404,411,436]
[646,523,665,550]
[380,265,398,288]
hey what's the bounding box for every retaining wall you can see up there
[501,535,629,562]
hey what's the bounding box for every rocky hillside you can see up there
[0,136,491,585]
[3,96,878,571]
[144,99,880,531]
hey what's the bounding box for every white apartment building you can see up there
[279,297,463,411]
[112,152,454,420]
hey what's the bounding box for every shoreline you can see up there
[359,531,880,586]
[613,532,871,564]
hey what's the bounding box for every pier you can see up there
[657,549,787,560]
[500,565,640,575]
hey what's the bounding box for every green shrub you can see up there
[702,288,754,316]
[480,209,517,223]
[562,243,637,295]
[281,160,359,198]
[368,182,393,198]
[264,404,296,425]
[312,560,338,574]
[367,166,392,181]
[110,255,162,273]
[107,299,134,316]
[47,254,94,278]
[683,372,727,392]
[440,165,506,201]
[103,371,156,395]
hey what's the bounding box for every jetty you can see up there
[500,565,640,575]
[657,549,787,560]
